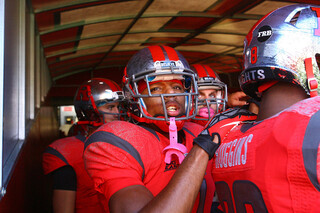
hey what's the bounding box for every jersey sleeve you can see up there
[272,103,320,210]
[83,123,147,203]
[43,136,84,175]
[52,165,77,191]
[42,146,69,175]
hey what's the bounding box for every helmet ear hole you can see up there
[288,11,301,26]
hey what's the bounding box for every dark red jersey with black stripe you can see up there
[210,96,320,212]
[83,121,215,213]
[43,135,104,213]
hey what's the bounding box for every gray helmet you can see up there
[122,46,198,130]
[239,4,320,100]
[74,78,125,126]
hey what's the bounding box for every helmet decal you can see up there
[246,11,273,46]
[257,25,272,42]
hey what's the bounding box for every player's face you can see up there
[197,88,223,113]
[141,80,186,117]
[97,102,120,123]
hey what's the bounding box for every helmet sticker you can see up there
[257,25,272,42]
[154,60,184,71]
[250,46,258,64]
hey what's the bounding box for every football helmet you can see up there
[239,4,320,100]
[74,78,125,127]
[191,64,227,125]
[123,45,198,132]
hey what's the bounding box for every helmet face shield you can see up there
[240,4,320,100]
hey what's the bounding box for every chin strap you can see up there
[305,57,318,97]
[163,117,188,164]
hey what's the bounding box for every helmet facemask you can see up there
[191,64,228,125]
[124,63,198,124]
[194,81,227,123]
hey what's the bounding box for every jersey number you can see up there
[215,180,268,213]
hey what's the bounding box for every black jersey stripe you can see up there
[44,147,69,165]
[302,109,320,191]
[75,134,86,142]
[183,127,195,137]
[85,131,145,180]
[139,125,160,141]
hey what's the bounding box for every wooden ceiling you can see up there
[30,0,320,105]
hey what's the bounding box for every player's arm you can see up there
[51,166,77,213]
[53,190,76,213]
[109,135,220,213]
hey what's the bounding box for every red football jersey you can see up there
[209,96,320,212]
[43,135,104,213]
[84,120,215,213]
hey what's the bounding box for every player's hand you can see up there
[193,132,221,159]
[201,107,257,143]
[227,91,249,108]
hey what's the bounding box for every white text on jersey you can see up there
[215,134,253,169]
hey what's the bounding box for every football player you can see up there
[191,64,228,126]
[83,46,220,213]
[42,78,125,213]
[196,4,320,212]
[191,64,250,127]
